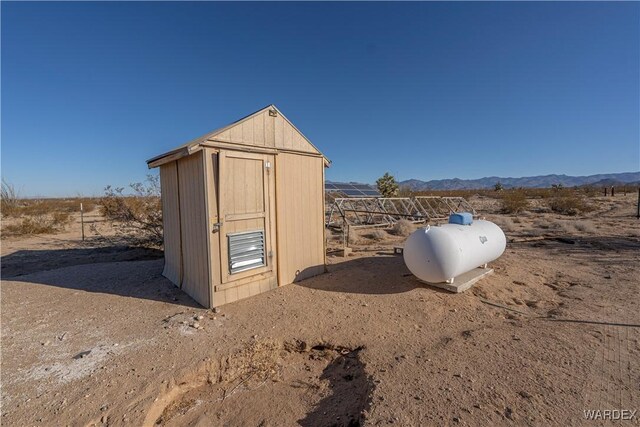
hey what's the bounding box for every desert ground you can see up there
[1,193,639,426]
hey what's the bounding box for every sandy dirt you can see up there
[1,195,639,426]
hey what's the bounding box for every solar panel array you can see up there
[325,182,381,198]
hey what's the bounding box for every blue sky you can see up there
[2,2,638,197]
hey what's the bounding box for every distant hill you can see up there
[398,172,640,191]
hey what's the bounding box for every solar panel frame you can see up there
[324,181,382,198]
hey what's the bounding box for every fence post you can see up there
[637,188,639,219]
[80,203,85,241]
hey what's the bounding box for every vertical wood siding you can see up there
[157,108,326,308]
[276,153,326,285]
[177,151,210,307]
[160,162,182,286]
[208,110,319,155]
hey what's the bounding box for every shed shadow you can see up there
[2,247,201,308]
[295,255,450,295]
[2,246,163,278]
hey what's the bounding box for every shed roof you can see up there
[147,104,329,168]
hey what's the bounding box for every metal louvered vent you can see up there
[228,230,265,274]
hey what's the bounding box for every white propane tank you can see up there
[403,220,506,283]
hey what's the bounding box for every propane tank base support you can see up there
[419,267,494,293]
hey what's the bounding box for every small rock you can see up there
[453,416,460,423]
[41,341,51,346]
[213,307,221,314]
[504,407,514,420]
[196,315,204,320]
[73,350,91,360]
[101,415,107,424]
[191,322,200,329]
[519,391,532,399]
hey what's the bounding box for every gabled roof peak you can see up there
[147,105,328,168]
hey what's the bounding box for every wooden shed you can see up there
[146,105,329,308]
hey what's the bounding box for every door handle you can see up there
[212,222,223,233]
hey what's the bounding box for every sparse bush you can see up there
[500,190,529,214]
[1,179,20,217]
[100,175,162,245]
[573,221,596,233]
[3,212,71,236]
[549,192,592,216]
[533,219,560,230]
[79,199,97,213]
[391,219,415,236]
[492,216,514,232]
[534,218,573,232]
[363,229,388,241]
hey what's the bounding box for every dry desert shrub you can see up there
[492,216,515,232]
[534,218,573,233]
[100,175,162,245]
[390,219,415,236]
[573,221,596,233]
[1,179,20,217]
[500,190,529,214]
[4,212,71,236]
[363,229,388,241]
[549,192,593,216]
[19,198,96,217]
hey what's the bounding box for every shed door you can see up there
[218,151,276,284]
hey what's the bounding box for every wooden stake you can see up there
[80,203,85,241]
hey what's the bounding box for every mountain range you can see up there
[398,172,640,191]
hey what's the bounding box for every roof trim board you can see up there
[147,105,330,168]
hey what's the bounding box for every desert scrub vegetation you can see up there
[362,229,388,241]
[499,190,529,214]
[3,212,71,237]
[2,179,97,237]
[548,191,593,216]
[100,175,162,246]
[491,216,515,232]
[573,221,596,233]
[390,219,415,236]
[1,179,20,216]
